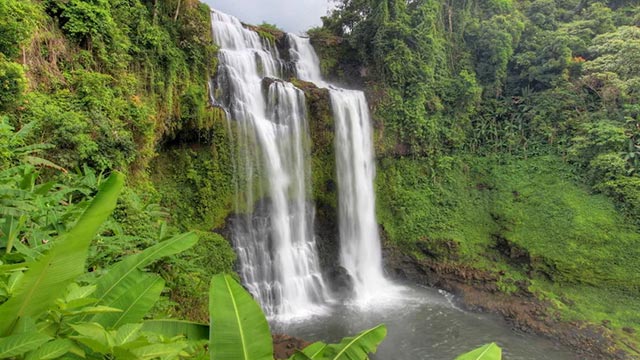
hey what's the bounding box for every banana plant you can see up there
[0,172,202,359]
[290,324,387,360]
[0,171,125,336]
[208,274,387,360]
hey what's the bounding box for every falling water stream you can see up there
[212,11,328,319]
[288,34,395,303]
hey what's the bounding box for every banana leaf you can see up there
[209,274,273,360]
[0,172,124,336]
[321,324,387,360]
[91,231,198,310]
[454,343,502,360]
[141,320,209,340]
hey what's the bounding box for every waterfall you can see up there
[288,35,392,302]
[212,10,329,319]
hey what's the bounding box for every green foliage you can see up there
[258,22,280,32]
[454,343,502,360]
[585,26,640,80]
[293,324,387,360]
[0,332,52,358]
[466,12,524,96]
[152,145,233,230]
[0,171,124,335]
[0,0,39,59]
[166,231,236,321]
[1,0,234,326]
[45,0,130,71]
[377,155,640,347]
[376,156,496,260]
[0,169,205,359]
[209,274,273,360]
[0,57,26,111]
[19,69,154,171]
[89,232,198,326]
[319,0,486,154]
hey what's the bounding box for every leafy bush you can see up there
[46,0,130,70]
[0,0,39,58]
[0,171,204,359]
[0,57,26,111]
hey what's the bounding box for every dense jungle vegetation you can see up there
[0,0,639,358]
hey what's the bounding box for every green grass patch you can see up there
[376,156,498,261]
[487,156,640,291]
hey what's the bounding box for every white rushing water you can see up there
[288,35,394,303]
[212,11,329,319]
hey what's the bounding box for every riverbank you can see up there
[377,155,640,359]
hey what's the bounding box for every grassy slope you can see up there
[376,154,640,348]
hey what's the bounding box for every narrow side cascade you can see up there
[212,10,329,319]
[288,34,394,302]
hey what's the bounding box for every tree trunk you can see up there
[174,0,181,21]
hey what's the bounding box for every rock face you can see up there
[383,242,631,360]
[293,79,346,286]
[273,334,310,359]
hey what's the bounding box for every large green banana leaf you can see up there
[321,324,387,360]
[454,343,502,360]
[290,324,387,360]
[91,231,198,310]
[289,342,327,360]
[92,273,165,328]
[0,172,124,336]
[141,320,209,340]
[209,274,273,360]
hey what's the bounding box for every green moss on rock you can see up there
[151,118,233,231]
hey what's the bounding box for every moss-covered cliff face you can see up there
[151,142,232,231]
[292,79,342,278]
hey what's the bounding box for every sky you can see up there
[203,0,330,34]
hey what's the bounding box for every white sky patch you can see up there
[203,0,330,34]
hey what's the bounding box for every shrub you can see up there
[0,57,26,111]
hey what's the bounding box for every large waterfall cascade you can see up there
[212,9,395,319]
[212,11,330,319]
[288,35,394,303]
